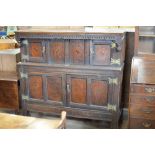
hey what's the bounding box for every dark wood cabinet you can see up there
[16,31,126,128]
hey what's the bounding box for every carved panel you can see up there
[50,40,65,63]
[47,76,63,102]
[70,40,85,64]
[29,76,43,99]
[71,78,87,104]
[29,42,43,58]
[91,80,108,106]
[93,44,111,65]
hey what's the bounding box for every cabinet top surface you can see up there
[0,71,18,81]
[15,30,125,35]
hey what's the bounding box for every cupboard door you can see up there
[89,76,117,111]
[28,75,43,100]
[69,40,85,64]
[21,39,47,63]
[90,40,119,66]
[49,40,65,64]
[67,75,87,106]
[46,73,65,105]
[67,74,116,110]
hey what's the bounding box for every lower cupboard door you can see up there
[27,73,65,106]
[66,74,116,110]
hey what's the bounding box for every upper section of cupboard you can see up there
[15,31,126,66]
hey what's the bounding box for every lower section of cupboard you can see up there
[22,102,121,128]
[18,63,124,128]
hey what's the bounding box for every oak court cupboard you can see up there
[16,30,126,128]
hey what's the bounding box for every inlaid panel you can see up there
[47,76,63,102]
[93,44,111,65]
[29,42,43,58]
[29,76,43,99]
[91,80,108,106]
[71,78,87,104]
[50,40,65,63]
[70,40,85,64]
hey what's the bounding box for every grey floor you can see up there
[0,110,128,129]
[31,112,128,129]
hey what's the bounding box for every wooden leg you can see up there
[27,111,31,116]
[14,109,20,115]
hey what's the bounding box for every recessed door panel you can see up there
[91,80,108,106]
[70,40,85,64]
[29,42,43,57]
[47,76,63,102]
[93,44,111,65]
[29,76,43,100]
[71,78,87,104]
[50,40,65,63]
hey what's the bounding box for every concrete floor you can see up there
[0,110,128,129]
[30,112,128,129]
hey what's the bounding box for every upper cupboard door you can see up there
[90,40,121,66]
[21,39,47,63]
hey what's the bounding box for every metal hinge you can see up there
[110,58,120,65]
[108,78,118,85]
[42,46,45,54]
[22,95,29,100]
[20,72,28,78]
[22,40,28,45]
[67,84,70,93]
[145,87,155,93]
[22,54,29,60]
[111,42,117,48]
[107,104,117,112]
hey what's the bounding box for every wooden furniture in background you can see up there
[129,57,155,128]
[16,30,126,128]
[0,49,20,72]
[0,39,16,50]
[134,26,155,57]
[0,71,19,112]
[0,48,20,112]
[129,26,155,128]
[0,111,66,129]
